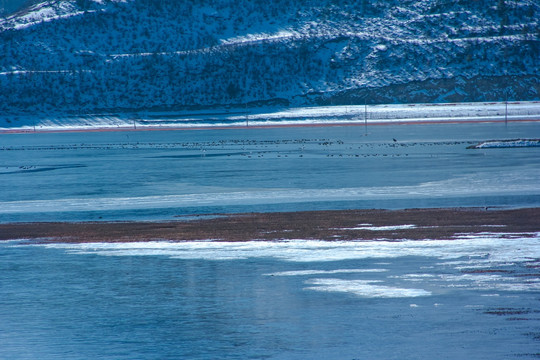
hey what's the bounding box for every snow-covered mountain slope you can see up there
[0,0,538,116]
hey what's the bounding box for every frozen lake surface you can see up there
[1,121,540,222]
[1,233,540,359]
[1,120,540,359]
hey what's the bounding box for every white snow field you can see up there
[1,101,539,132]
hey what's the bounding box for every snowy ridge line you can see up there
[0,70,95,76]
[0,1,95,31]
[334,30,536,46]
[108,30,302,59]
[106,31,536,61]
[0,0,123,30]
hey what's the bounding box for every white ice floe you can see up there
[471,139,540,149]
[40,232,540,265]
[392,270,540,293]
[304,278,431,298]
[264,269,388,277]
[389,274,436,282]
[338,224,417,231]
[24,231,540,298]
[438,274,540,292]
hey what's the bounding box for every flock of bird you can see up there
[2,138,478,170]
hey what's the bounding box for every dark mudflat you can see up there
[1,207,539,243]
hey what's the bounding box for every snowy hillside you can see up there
[0,0,538,116]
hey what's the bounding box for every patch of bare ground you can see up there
[0,207,538,243]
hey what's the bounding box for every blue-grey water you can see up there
[1,236,540,359]
[1,122,540,222]
[1,121,540,359]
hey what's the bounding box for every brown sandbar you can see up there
[1,207,538,243]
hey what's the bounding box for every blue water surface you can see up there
[1,121,539,359]
[1,121,540,222]
[1,240,539,360]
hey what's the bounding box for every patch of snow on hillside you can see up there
[0,1,89,30]
[220,29,299,46]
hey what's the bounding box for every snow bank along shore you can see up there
[1,101,539,133]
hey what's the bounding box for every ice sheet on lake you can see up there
[37,232,540,264]
[338,224,417,231]
[265,269,388,276]
[304,278,432,298]
[26,232,540,298]
[470,139,540,148]
[2,168,539,214]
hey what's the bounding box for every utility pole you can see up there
[364,98,367,134]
